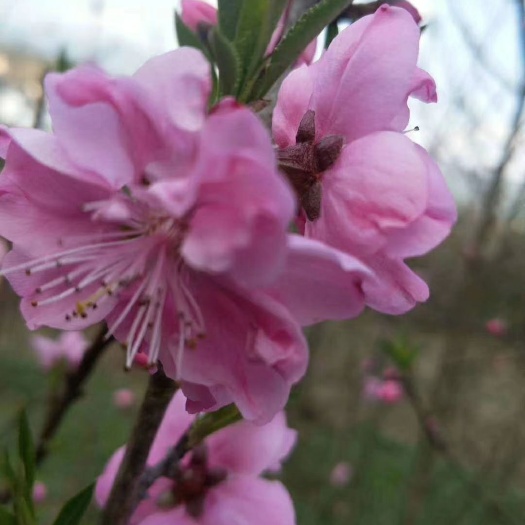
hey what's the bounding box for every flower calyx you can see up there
[277,110,344,221]
[158,444,228,518]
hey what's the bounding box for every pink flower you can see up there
[486,318,507,337]
[180,0,317,66]
[113,388,136,409]
[362,376,383,401]
[31,330,87,371]
[180,0,218,32]
[96,391,296,525]
[274,5,457,314]
[0,48,310,423]
[329,462,353,487]
[377,379,404,404]
[32,482,48,504]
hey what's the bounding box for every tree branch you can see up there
[100,365,178,525]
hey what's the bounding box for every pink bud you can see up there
[32,482,47,504]
[180,0,218,32]
[394,1,422,24]
[113,388,136,409]
[486,318,507,337]
[330,462,353,487]
[133,352,150,369]
[378,380,404,405]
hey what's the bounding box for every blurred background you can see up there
[1,0,525,524]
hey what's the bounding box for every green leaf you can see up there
[218,0,244,41]
[52,483,94,525]
[254,0,352,98]
[324,20,339,49]
[379,338,420,372]
[18,411,35,491]
[1,452,16,489]
[209,28,241,96]
[174,12,213,62]
[0,506,16,525]
[188,404,242,447]
[234,0,288,94]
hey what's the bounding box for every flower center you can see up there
[2,192,206,371]
[276,109,344,221]
[157,445,227,519]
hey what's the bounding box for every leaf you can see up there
[0,506,16,525]
[218,0,244,41]
[209,28,241,96]
[233,0,288,90]
[254,0,353,98]
[52,483,94,525]
[1,452,16,489]
[379,338,420,372]
[18,411,35,490]
[174,12,213,62]
[188,404,242,447]
[324,20,339,49]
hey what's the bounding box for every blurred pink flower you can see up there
[113,388,136,409]
[96,391,296,525]
[362,377,383,401]
[363,377,403,405]
[329,462,353,488]
[31,331,87,371]
[180,0,218,32]
[274,5,457,315]
[486,318,507,337]
[377,379,404,404]
[32,482,48,504]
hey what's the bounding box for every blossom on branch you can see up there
[274,5,457,314]
[96,391,297,525]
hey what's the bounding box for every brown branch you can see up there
[136,432,191,506]
[35,325,113,464]
[100,365,178,525]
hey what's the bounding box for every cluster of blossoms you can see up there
[0,1,456,522]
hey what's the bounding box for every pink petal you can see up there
[269,235,369,326]
[133,48,212,132]
[182,103,295,287]
[362,256,429,314]
[384,145,457,258]
[45,69,136,188]
[201,476,295,525]
[160,273,308,424]
[311,5,422,140]
[180,0,218,31]
[307,132,428,256]
[206,412,297,476]
[273,65,314,148]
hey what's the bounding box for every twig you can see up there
[136,432,191,506]
[35,325,113,464]
[400,371,523,525]
[100,365,178,525]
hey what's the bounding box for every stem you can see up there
[101,366,177,525]
[36,325,113,464]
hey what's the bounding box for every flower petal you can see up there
[311,5,422,140]
[207,412,297,476]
